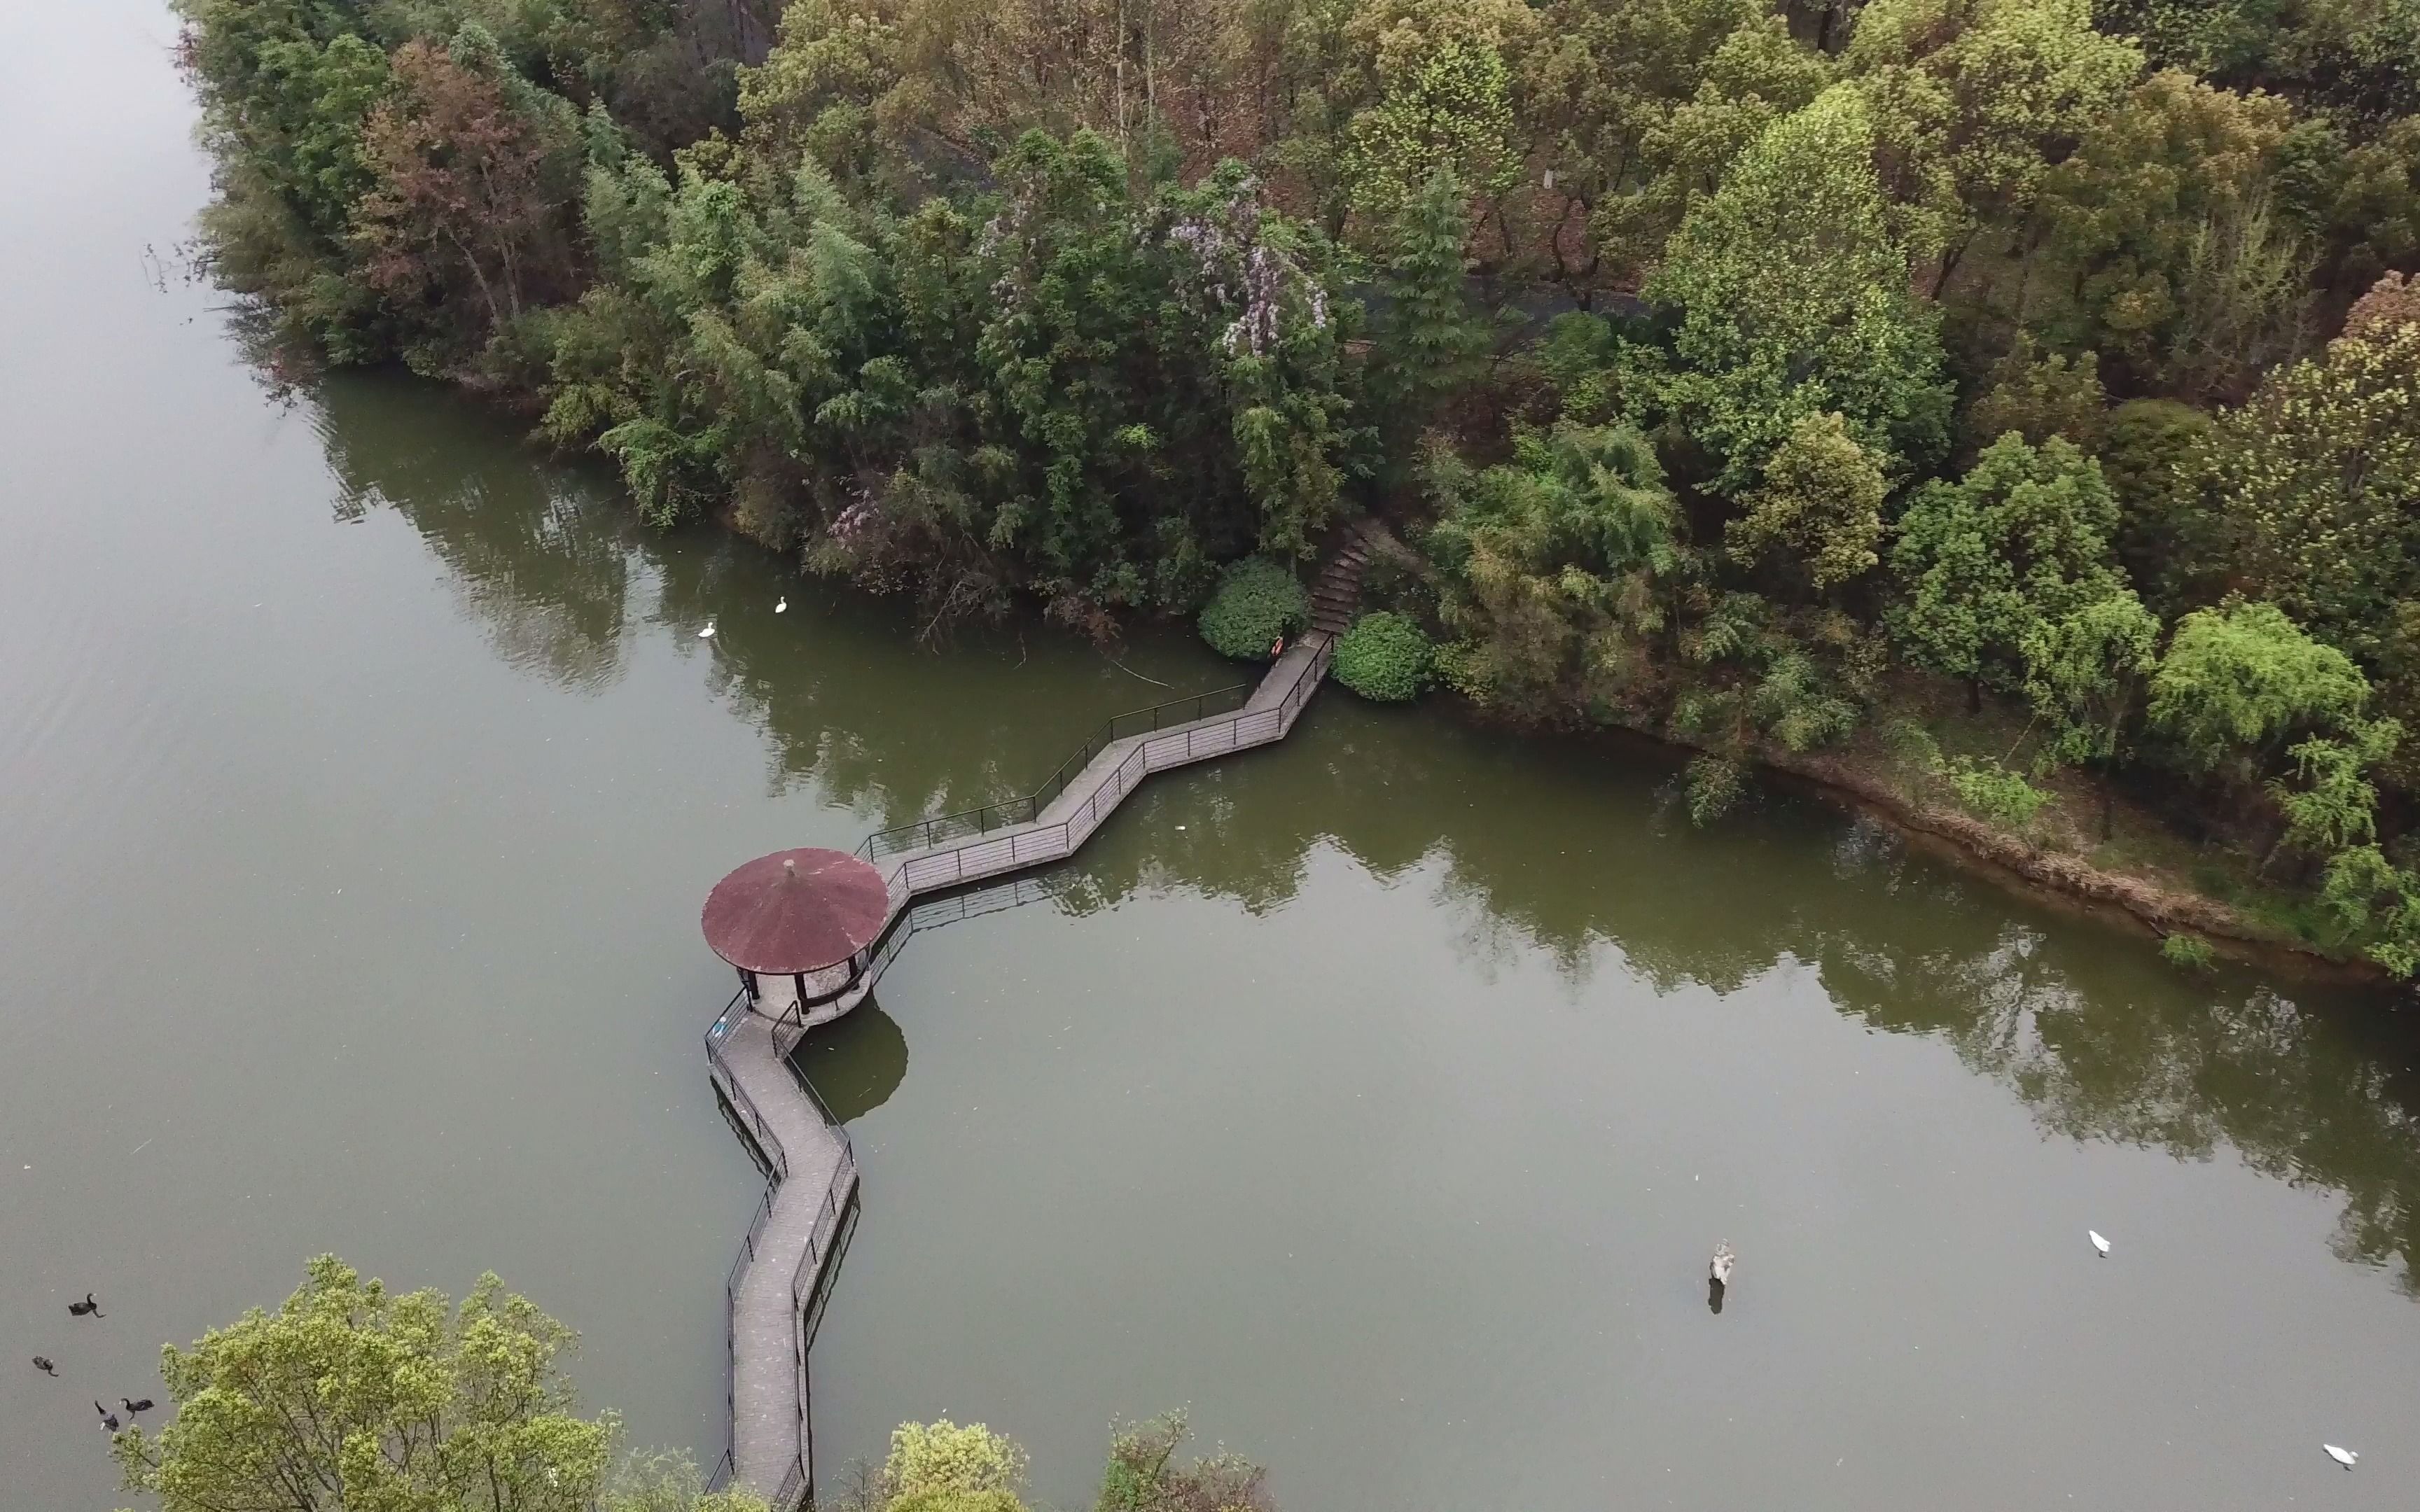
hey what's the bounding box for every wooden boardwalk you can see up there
[704,533,1372,1508]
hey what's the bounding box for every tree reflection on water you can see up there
[309,364,2420,1298]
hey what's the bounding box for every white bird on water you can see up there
[2089,1229,2111,1256]
[2324,1444,2358,1469]
[775,596,788,614]
[698,619,717,639]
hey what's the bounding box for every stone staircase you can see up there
[1309,517,1384,636]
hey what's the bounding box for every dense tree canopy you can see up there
[112,1255,618,1512]
[172,0,2420,969]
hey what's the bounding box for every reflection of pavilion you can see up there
[700,578,1356,1508]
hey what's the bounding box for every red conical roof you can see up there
[701,847,890,974]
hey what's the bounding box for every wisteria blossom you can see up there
[1150,175,1331,357]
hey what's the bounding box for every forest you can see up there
[175,0,2420,972]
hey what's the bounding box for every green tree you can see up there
[1725,410,1889,600]
[1368,168,1488,455]
[2019,587,2160,836]
[1199,557,1311,661]
[1519,0,1829,295]
[1426,421,1680,713]
[2144,601,2372,773]
[2293,113,2420,299]
[2203,284,2420,664]
[1671,592,1865,764]
[112,1254,613,1512]
[1339,0,1534,223]
[1844,0,2142,289]
[172,0,399,354]
[970,139,1348,596]
[1094,1413,1272,1512]
[545,152,880,530]
[1886,433,2131,706]
[1945,755,2054,830]
[1961,338,2107,458]
[1640,85,1952,490]
[732,0,905,191]
[174,4,394,247]
[2092,0,2420,127]
[2029,70,2307,397]
[604,1451,772,1512]
[2092,396,2216,610]
[2321,844,2420,976]
[2272,719,2402,857]
[1334,611,1435,700]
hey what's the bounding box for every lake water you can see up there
[5,7,2419,1509]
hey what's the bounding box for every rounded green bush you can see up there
[1197,557,1309,661]
[1333,611,1433,702]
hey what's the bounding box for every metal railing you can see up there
[709,991,791,1184]
[704,986,859,1511]
[879,637,1332,898]
[858,682,1253,860]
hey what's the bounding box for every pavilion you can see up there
[702,846,892,1023]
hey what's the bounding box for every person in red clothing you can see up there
[1270,635,1286,659]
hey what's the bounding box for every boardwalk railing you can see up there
[858,682,1252,860]
[704,988,858,1509]
[883,640,1330,898]
[709,991,790,1182]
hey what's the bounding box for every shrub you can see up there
[1333,612,1433,701]
[2160,932,2217,971]
[1428,638,1494,703]
[1945,756,2052,831]
[889,1493,1022,1512]
[1095,1414,1272,1512]
[1197,558,1309,661]
[884,1421,1027,1505]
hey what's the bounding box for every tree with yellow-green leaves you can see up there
[1726,411,1890,603]
[2201,278,2420,668]
[1338,0,1534,223]
[1843,0,2142,290]
[1516,0,1830,295]
[1640,85,1954,490]
[109,1254,645,1512]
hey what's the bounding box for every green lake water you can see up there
[5,7,2419,1508]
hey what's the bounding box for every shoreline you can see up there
[1560,710,2399,988]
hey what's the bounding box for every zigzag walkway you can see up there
[704,531,1373,1508]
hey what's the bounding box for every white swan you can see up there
[1709,1241,1735,1288]
[775,597,788,614]
[2089,1230,2110,1256]
[2324,1444,2358,1469]
[698,620,716,639]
